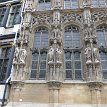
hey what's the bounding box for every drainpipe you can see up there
[1,74,11,107]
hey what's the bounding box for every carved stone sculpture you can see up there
[48,46,54,64]
[19,49,27,65]
[55,48,62,63]
[25,0,33,10]
[85,44,92,64]
[93,47,100,63]
[54,0,61,8]
[83,0,90,7]
[13,47,20,65]
[84,10,91,27]
[53,11,60,26]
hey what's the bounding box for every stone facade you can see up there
[0,0,107,107]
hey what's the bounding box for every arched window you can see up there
[30,27,48,80]
[96,25,107,47]
[38,0,51,11]
[64,0,78,9]
[64,26,82,80]
[97,25,107,79]
[100,51,107,79]
[92,0,106,7]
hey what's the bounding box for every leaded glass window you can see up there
[65,51,82,80]
[38,0,51,11]
[96,25,107,47]
[64,25,82,80]
[64,26,80,48]
[30,27,48,80]
[8,4,21,26]
[64,0,78,9]
[92,0,106,7]
[0,7,7,26]
[0,47,11,82]
[100,52,107,79]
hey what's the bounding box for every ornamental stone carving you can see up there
[53,11,60,27]
[93,47,100,64]
[83,0,90,7]
[61,12,82,23]
[55,48,62,64]
[13,47,20,65]
[13,48,27,65]
[92,11,107,22]
[51,27,62,45]
[25,0,33,11]
[48,46,54,64]
[19,49,27,65]
[32,13,52,25]
[54,0,61,9]
[85,44,92,64]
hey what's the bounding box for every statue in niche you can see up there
[52,28,62,43]
[25,0,33,10]
[84,28,90,40]
[54,0,61,8]
[19,49,27,65]
[55,48,62,63]
[93,47,100,63]
[53,11,60,26]
[85,44,92,64]
[83,0,90,7]
[13,47,20,64]
[84,12,91,27]
[48,46,54,64]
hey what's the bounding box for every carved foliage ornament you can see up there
[61,12,83,23]
[32,13,52,25]
[92,11,107,22]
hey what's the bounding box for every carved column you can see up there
[83,0,103,106]
[12,0,34,81]
[47,0,62,106]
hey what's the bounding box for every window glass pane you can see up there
[30,70,37,78]
[66,70,72,79]
[73,31,80,48]
[40,52,47,60]
[74,52,80,60]
[71,0,78,8]
[64,31,72,47]
[103,70,107,79]
[96,30,106,47]
[65,52,72,60]
[32,52,39,60]
[100,52,107,60]
[38,0,51,10]
[32,61,38,69]
[75,70,82,80]
[8,5,21,26]
[39,70,46,78]
[0,8,6,26]
[75,61,81,69]
[8,14,14,26]
[14,13,20,24]
[92,0,98,7]
[101,61,107,69]
[64,0,71,9]
[99,0,106,6]
[65,61,72,69]
[40,61,46,69]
